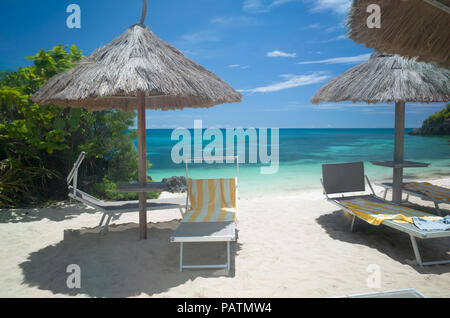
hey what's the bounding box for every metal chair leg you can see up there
[176,241,232,272]
[434,202,442,216]
[99,213,106,231]
[180,242,184,272]
[410,235,423,267]
[227,242,231,272]
[350,215,356,232]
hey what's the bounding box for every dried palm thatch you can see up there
[32,24,242,112]
[311,52,450,104]
[33,0,241,241]
[347,0,450,68]
[312,51,449,204]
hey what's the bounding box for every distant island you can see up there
[409,104,450,136]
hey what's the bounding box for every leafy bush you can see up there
[0,158,58,206]
[0,45,158,208]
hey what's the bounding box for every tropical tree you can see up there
[0,45,154,208]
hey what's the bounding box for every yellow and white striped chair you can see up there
[171,177,238,272]
[376,181,450,216]
[183,178,238,223]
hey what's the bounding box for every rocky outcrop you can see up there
[409,119,450,135]
[162,176,187,193]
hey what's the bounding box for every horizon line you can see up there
[127,127,419,130]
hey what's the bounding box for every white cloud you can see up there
[267,50,297,58]
[324,23,345,33]
[320,34,348,43]
[176,15,258,48]
[178,30,220,44]
[307,0,352,15]
[312,103,398,114]
[227,64,250,69]
[314,103,377,110]
[239,73,330,94]
[297,54,371,65]
[210,16,257,26]
[243,0,297,14]
[300,23,322,30]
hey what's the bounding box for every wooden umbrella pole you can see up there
[392,101,405,203]
[137,91,147,240]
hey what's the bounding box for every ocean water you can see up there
[135,129,450,196]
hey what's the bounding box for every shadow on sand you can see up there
[316,209,450,274]
[0,202,95,224]
[19,221,242,297]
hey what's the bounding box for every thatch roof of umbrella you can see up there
[311,52,450,104]
[32,1,242,240]
[32,24,242,112]
[347,0,450,68]
[311,51,449,204]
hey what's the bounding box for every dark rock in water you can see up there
[162,176,187,193]
[409,105,450,136]
[409,119,450,136]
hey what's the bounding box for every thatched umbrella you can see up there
[311,52,450,203]
[347,0,450,68]
[32,1,242,239]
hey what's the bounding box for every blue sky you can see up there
[0,0,446,128]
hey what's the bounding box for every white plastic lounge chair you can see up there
[375,180,449,216]
[321,162,450,267]
[67,152,185,234]
[170,157,239,272]
[337,288,426,298]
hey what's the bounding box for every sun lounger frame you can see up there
[375,181,448,216]
[170,156,239,272]
[336,288,426,298]
[67,152,185,234]
[321,162,450,267]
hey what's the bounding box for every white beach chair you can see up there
[337,288,426,298]
[170,157,239,272]
[321,162,450,267]
[67,152,185,234]
[375,180,449,216]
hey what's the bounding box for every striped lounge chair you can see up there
[321,162,450,267]
[171,178,238,272]
[375,181,449,216]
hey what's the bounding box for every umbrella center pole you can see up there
[138,92,147,240]
[393,101,405,203]
[139,0,148,25]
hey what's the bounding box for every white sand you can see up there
[0,178,449,298]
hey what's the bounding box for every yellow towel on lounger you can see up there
[404,182,450,202]
[340,198,441,226]
[182,178,237,223]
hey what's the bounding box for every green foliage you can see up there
[0,45,157,208]
[423,103,450,127]
[0,158,58,206]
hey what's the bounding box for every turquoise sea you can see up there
[136,129,450,196]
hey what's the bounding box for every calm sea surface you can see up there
[135,129,450,196]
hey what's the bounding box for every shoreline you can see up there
[159,175,450,200]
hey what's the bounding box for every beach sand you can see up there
[0,178,449,298]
